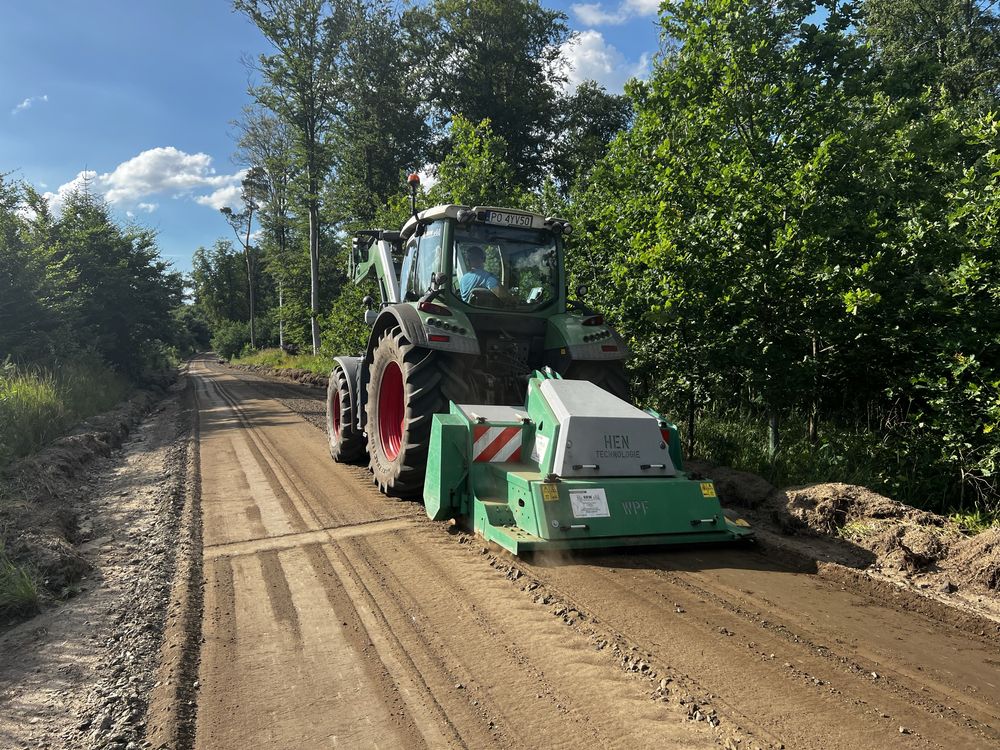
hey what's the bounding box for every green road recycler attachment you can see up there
[424,369,752,554]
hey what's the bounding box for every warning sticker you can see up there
[700,482,717,498]
[530,433,550,463]
[541,483,559,502]
[569,488,611,518]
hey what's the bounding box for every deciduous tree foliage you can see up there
[573,0,998,509]
[222,0,997,514]
[404,0,571,184]
[0,175,185,376]
[235,0,351,353]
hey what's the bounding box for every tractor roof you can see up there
[400,205,552,240]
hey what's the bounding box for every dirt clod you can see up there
[951,528,1000,592]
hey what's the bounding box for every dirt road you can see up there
[188,356,1000,749]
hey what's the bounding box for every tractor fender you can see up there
[366,306,426,359]
[332,355,364,432]
[332,355,363,404]
[366,305,480,358]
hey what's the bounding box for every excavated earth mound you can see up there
[951,528,1000,592]
[0,375,173,609]
[231,362,329,387]
[694,461,998,598]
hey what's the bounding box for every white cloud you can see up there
[571,0,661,26]
[11,94,48,115]
[44,170,98,212]
[195,184,243,211]
[572,3,628,25]
[625,0,662,14]
[44,147,245,214]
[561,30,651,93]
[417,165,439,191]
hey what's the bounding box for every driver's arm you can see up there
[486,273,511,300]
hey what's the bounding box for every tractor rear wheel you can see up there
[327,365,366,463]
[564,360,631,402]
[366,326,451,496]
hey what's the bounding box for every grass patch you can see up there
[949,508,999,535]
[0,540,40,619]
[839,520,881,540]
[232,348,335,376]
[0,357,129,466]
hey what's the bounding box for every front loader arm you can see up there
[350,231,402,305]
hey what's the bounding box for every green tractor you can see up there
[327,181,750,554]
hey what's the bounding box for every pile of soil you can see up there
[230,362,329,388]
[0,375,174,612]
[951,528,1000,591]
[694,460,999,597]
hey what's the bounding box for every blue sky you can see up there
[1,0,663,273]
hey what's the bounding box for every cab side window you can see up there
[406,222,443,299]
[400,238,417,300]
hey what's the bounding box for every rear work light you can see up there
[582,315,604,326]
[418,301,452,316]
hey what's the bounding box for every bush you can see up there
[211,320,252,360]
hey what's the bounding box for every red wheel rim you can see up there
[378,361,405,460]
[331,392,341,439]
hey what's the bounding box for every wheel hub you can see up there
[378,361,405,460]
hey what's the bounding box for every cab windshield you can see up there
[452,223,560,310]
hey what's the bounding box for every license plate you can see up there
[484,210,532,228]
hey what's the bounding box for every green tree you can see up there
[427,115,520,207]
[861,0,1000,104]
[191,239,249,325]
[220,166,269,349]
[326,0,429,225]
[405,0,571,185]
[579,0,875,452]
[235,0,351,354]
[553,81,632,195]
[234,105,296,347]
[0,178,61,362]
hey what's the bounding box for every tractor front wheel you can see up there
[327,365,366,463]
[366,326,449,496]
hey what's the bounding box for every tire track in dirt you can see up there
[190,357,1000,750]
[190,357,717,749]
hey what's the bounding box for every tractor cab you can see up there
[398,205,568,314]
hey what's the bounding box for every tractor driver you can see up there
[459,245,508,303]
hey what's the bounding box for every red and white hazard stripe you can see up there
[472,425,522,462]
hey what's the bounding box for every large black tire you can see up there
[366,326,457,496]
[563,359,631,403]
[327,365,366,463]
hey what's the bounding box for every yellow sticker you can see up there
[700,482,717,498]
[541,483,559,501]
